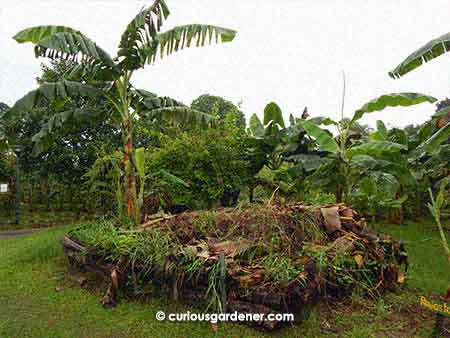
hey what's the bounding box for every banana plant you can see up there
[247,102,325,200]
[427,177,450,267]
[300,93,437,203]
[389,32,450,134]
[7,0,236,223]
[248,102,288,170]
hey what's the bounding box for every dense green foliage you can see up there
[147,129,249,209]
[4,81,450,221]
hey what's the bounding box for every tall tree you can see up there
[191,94,246,129]
[7,0,236,222]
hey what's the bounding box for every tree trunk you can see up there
[336,185,343,203]
[249,185,254,203]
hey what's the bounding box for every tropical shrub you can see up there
[146,129,250,209]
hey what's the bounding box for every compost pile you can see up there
[63,203,408,330]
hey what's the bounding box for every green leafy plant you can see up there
[300,93,437,204]
[427,177,450,268]
[147,129,249,209]
[7,0,236,223]
[247,102,321,201]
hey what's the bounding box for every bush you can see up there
[146,129,251,209]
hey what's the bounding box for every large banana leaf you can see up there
[351,156,416,189]
[424,145,450,168]
[7,81,101,116]
[32,108,97,140]
[418,121,434,144]
[285,154,325,172]
[376,120,388,139]
[350,154,392,171]
[263,102,285,128]
[118,0,170,69]
[141,24,236,65]
[249,114,264,138]
[308,116,338,126]
[351,93,437,124]
[433,105,450,118]
[132,89,188,117]
[132,89,212,129]
[389,32,450,78]
[142,96,184,111]
[300,120,339,154]
[347,141,407,159]
[14,26,114,67]
[31,107,102,154]
[415,121,450,153]
[388,128,409,147]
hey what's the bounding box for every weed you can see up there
[192,211,216,237]
[260,254,305,284]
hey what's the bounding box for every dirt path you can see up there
[0,229,43,240]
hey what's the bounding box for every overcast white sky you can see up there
[1,0,450,127]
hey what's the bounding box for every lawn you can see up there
[375,219,450,294]
[0,219,447,338]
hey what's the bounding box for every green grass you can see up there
[374,218,450,294]
[0,219,444,338]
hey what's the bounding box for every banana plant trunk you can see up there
[116,73,139,223]
[123,117,137,222]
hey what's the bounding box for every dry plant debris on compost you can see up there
[65,203,408,330]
